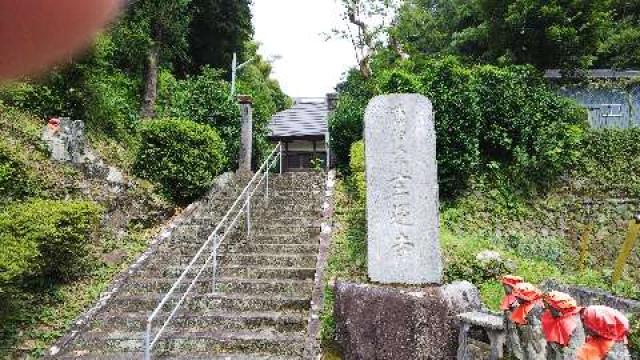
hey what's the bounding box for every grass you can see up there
[0,226,160,359]
[0,106,171,359]
[320,172,640,357]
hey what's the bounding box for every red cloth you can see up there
[509,282,543,325]
[502,275,524,288]
[500,275,523,311]
[541,291,582,346]
[577,305,630,360]
[577,337,615,360]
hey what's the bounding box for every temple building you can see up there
[268,94,336,171]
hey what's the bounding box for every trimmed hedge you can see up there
[0,200,101,286]
[133,118,226,204]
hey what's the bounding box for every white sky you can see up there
[252,0,356,98]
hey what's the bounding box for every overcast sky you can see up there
[252,0,356,98]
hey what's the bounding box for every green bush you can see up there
[157,68,240,167]
[471,65,587,184]
[417,58,482,195]
[330,57,588,196]
[133,118,226,204]
[329,70,376,170]
[83,69,141,143]
[349,141,366,203]
[576,129,640,197]
[0,143,39,203]
[0,200,101,285]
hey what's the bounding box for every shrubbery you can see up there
[331,57,588,196]
[576,129,640,197]
[133,118,226,204]
[0,200,101,287]
[157,68,240,166]
[0,143,39,203]
[349,141,366,203]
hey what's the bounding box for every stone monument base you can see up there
[333,280,482,360]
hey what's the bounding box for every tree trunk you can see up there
[141,42,160,119]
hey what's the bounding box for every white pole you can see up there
[211,233,218,293]
[144,324,152,360]
[231,52,237,96]
[279,142,283,174]
[246,196,251,240]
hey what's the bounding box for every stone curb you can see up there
[303,170,337,360]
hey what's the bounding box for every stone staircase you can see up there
[53,172,326,359]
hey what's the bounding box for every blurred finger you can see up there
[0,0,123,81]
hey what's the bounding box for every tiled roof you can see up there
[269,100,329,138]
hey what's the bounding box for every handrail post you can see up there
[246,194,252,240]
[144,322,152,360]
[265,168,269,204]
[279,141,283,174]
[211,232,218,293]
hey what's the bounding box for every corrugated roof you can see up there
[269,100,329,138]
[545,69,640,79]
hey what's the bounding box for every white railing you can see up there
[143,142,283,359]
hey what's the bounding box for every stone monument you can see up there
[364,94,442,284]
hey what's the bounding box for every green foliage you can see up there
[349,141,366,202]
[185,0,254,73]
[416,58,482,194]
[630,314,640,358]
[576,129,640,197]
[0,67,85,120]
[472,65,586,184]
[83,69,141,144]
[133,118,226,204]
[395,0,620,71]
[157,68,240,166]
[0,200,101,285]
[349,141,365,173]
[332,57,586,196]
[0,143,40,203]
[236,42,292,163]
[329,95,368,170]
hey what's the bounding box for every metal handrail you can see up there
[143,142,283,359]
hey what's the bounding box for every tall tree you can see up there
[597,0,640,69]
[184,0,253,75]
[394,0,611,72]
[126,0,192,118]
[334,0,401,78]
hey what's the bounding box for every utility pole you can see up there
[230,52,255,96]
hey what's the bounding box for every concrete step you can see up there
[168,233,317,247]
[221,243,319,255]
[58,352,299,359]
[146,252,317,268]
[91,310,308,333]
[121,277,314,297]
[70,330,305,356]
[129,264,316,280]
[218,253,318,268]
[109,293,311,313]
[218,266,317,281]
